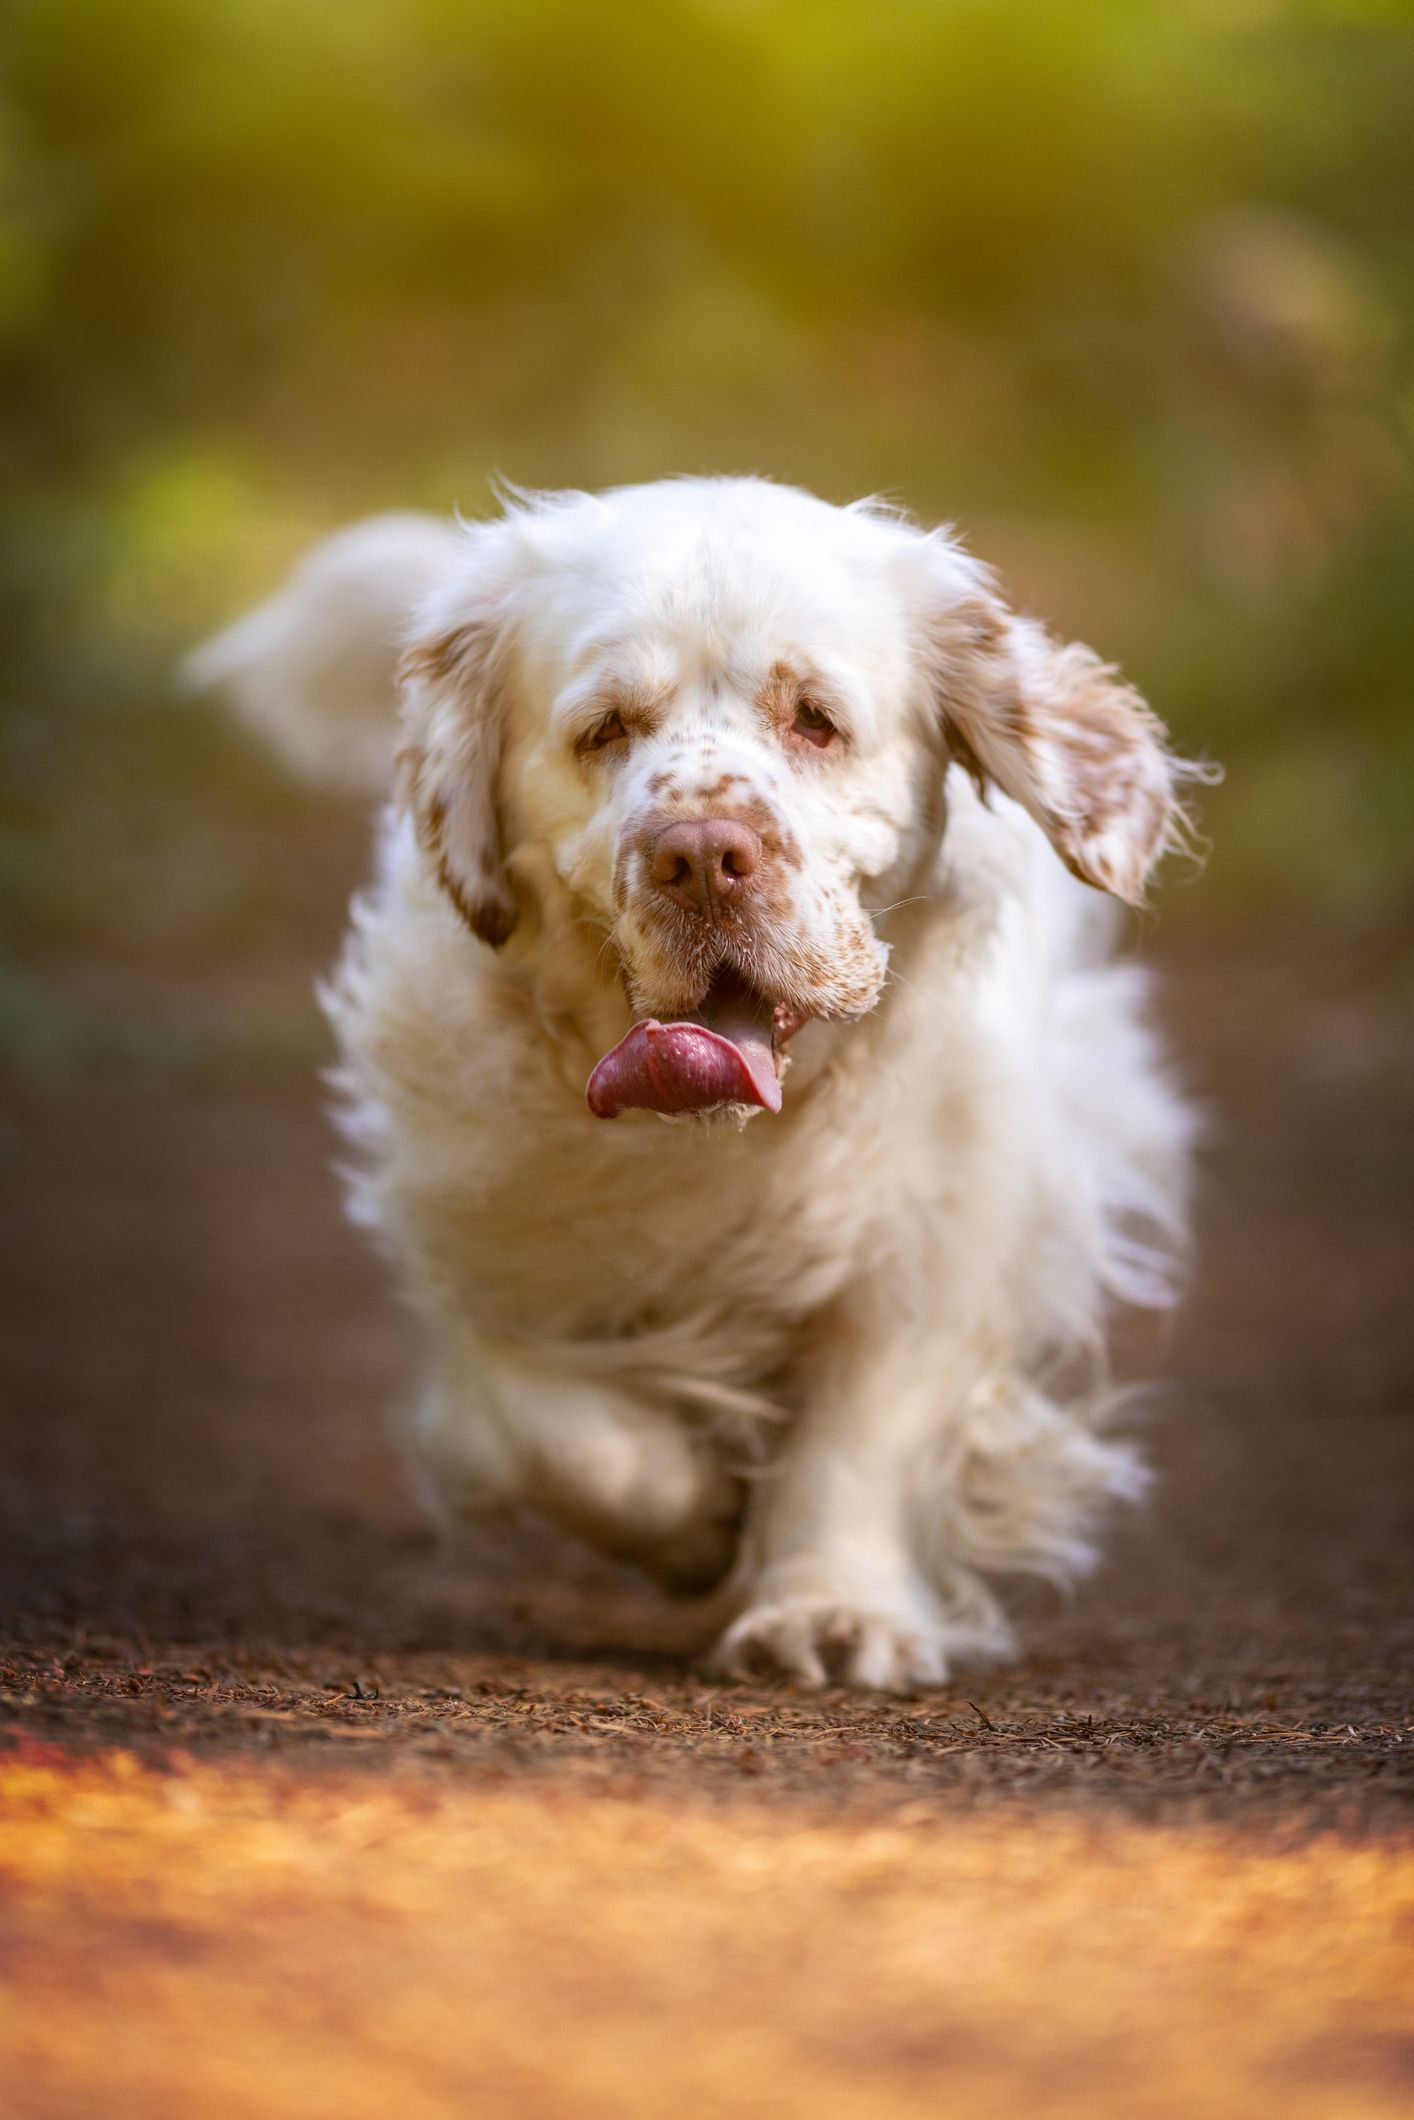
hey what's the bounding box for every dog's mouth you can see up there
[586,967,805,1120]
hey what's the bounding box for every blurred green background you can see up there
[3,0,1412,1082]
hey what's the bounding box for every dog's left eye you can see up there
[792,698,837,749]
[581,710,628,753]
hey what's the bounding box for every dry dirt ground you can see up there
[1,896,1411,2118]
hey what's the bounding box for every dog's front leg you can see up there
[713,1300,1014,1691]
[415,1327,744,1594]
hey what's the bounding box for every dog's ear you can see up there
[930,589,1190,906]
[397,597,519,949]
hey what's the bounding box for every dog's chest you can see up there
[406,1088,879,1342]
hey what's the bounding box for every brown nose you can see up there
[650,817,762,914]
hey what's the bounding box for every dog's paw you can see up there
[710,1596,949,1693]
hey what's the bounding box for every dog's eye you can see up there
[791,698,836,749]
[581,710,628,753]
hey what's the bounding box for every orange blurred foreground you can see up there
[3,1742,1411,2120]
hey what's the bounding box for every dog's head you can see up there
[398,479,1193,1118]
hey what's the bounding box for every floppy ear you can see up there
[397,606,519,948]
[933,593,1189,906]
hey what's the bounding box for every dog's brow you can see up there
[755,656,851,731]
[557,667,675,736]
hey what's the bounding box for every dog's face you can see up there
[399,480,1187,1117]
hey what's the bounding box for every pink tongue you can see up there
[586,982,781,1119]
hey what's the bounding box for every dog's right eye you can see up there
[791,697,837,748]
[580,710,628,754]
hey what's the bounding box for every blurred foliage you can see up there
[2,0,1413,1054]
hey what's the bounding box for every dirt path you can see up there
[1,920,1411,2117]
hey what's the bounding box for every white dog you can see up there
[191,477,1206,1690]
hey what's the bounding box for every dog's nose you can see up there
[650,817,762,914]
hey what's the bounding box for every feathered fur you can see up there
[193,477,1204,1689]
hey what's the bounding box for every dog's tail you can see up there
[182,512,463,794]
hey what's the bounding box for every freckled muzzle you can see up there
[589,781,876,1119]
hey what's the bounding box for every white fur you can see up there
[182,513,466,791]
[194,478,1201,1690]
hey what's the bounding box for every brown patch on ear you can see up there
[999,628,1178,903]
[415,776,518,948]
[938,716,990,805]
[931,597,1005,800]
[397,618,520,948]
[399,626,476,689]
[932,598,1182,907]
